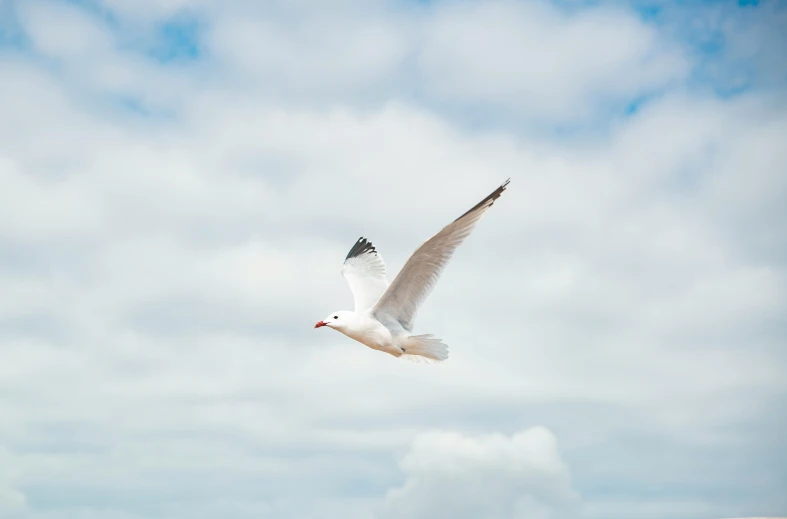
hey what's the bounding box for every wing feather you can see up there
[372,179,509,331]
[341,237,389,312]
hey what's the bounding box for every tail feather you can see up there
[402,334,449,362]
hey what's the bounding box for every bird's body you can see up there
[315,179,510,361]
[337,311,400,357]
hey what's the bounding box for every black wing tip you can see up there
[453,178,510,222]
[345,236,377,260]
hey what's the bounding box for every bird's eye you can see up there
[333,315,338,319]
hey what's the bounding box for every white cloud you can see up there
[208,13,409,94]
[380,427,577,519]
[20,1,115,59]
[173,0,691,120]
[1,0,786,518]
[16,1,197,112]
[1,75,785,516]
[417,1,688,120]
[0,157,104,243]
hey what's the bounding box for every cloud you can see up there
[208,11,409,95]
[0,448,26,518]
[380,427,577,519]
[0,0,786,518]
[416,1,688,120]
[20,1,114,60]
[14,0,198,113]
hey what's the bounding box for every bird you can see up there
[314,179,510,361]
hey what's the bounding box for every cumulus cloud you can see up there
[208,12,409,94]
[416,1,688,120]
[380,427,577,519]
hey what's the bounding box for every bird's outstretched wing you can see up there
[373,179,510,331]
[341,237,389,312]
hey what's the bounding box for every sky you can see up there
[0,0,786,518]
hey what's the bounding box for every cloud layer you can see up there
[1,0,785,518]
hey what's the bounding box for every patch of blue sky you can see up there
[638,0,785,98]
[0,1,26,50]
[148,18,202,63]
[623,93,656,116]
[115,95,154,116]
[0,28,27,51]
[577,0,782,101]
[121,97,181,122]
[54,0,202,64]
[61,0,121,27]
[412,101,640,142]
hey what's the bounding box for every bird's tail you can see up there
[402,334,449,362]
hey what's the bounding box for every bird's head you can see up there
[314,311,353,330]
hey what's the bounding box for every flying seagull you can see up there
[315,179,510,361]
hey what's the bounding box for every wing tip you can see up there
[453,178,510,222]
[345,236,378,260]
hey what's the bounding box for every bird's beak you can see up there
[314,321,327,328]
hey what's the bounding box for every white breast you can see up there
[342,314,401,357]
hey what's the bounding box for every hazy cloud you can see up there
[1,0,785,518]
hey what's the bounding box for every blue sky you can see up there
[0,1,786,518]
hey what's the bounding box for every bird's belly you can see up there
[344,322,401,357]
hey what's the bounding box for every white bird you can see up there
[314,179,510,361]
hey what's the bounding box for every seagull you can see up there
[314,179,510,361]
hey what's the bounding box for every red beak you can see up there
[314,321,327,328]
